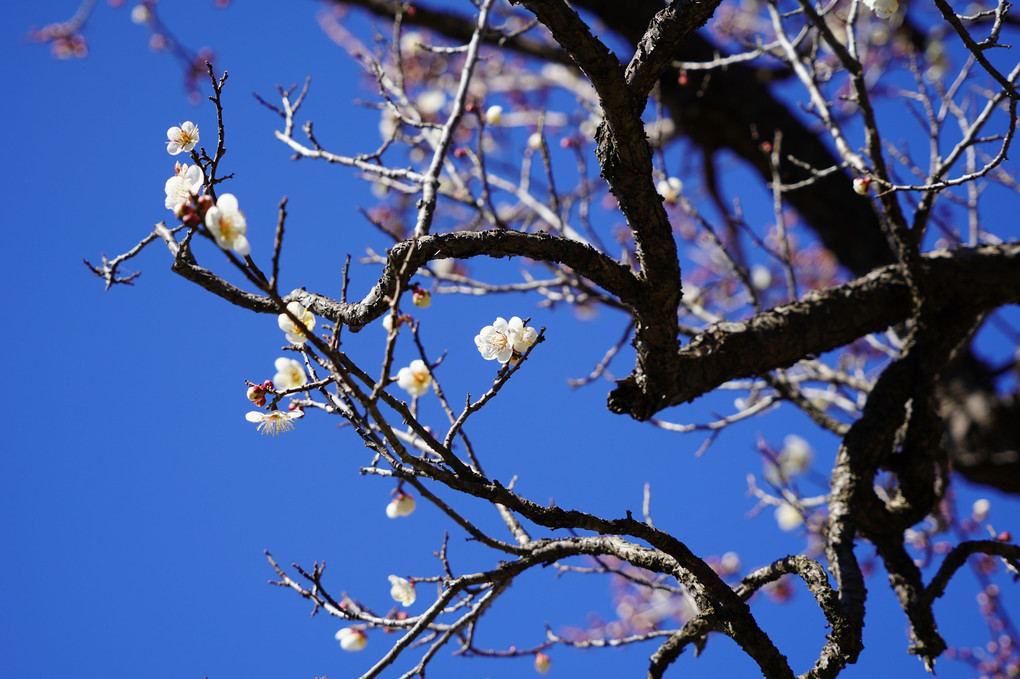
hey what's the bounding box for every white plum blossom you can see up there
[273,357,307,391]
[656,177,683,204]
[335,627,367,652]
[389,575,417,606]
[386,493,416,518]
[400,31,423,55]
[245,409,303,436]
[379,110,401,140]
[205,193,250,256]
[166,121,199,155]
[475,317,536,364]
[973,498,991,521]
[474,317,514,363]
[397,360,431,397]
[130,4,151,24]
[164,162,204,211]
[775,503,803,531]
[511,321,537,354]
[864,0,898,19]
[484,105,503,126]
[750,264,773,291]
[779,434,813,476]
[278,302,316,345]
[416,90,446,115]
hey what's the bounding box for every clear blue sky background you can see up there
[2,2,1018,679]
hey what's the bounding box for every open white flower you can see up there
[389,575,416,606]
[386,493,416,518]
[335,627,367,652]
[474,317,515,363]
[278,302,316,345]
[164,162,204,211]
[245,409,303,436]
[864,0,898,19]
[205,193,250,256]
[397,359,431,397]
[273,357,307,391]
[166,121,199,155]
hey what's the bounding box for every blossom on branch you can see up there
[386,492,416,518]
[205,193,250,256]
[412,287,431,308]
[775,503,803,531]
[278,302,316,345]
[389,575,416,606]
[656,177,683,204]
[245,408,302,436]
[863,0,899,19]
[484,105,503,125]
[475,316,536,364]
[397,359,432,397]
[335,627,367,652]
[273,357,307,391]
[164,162,204,211]
[166,121,199,155]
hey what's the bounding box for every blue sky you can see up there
[2,2,1018,678]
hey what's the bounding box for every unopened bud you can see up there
[853,177,872,195]
[534,652,551,674]
[386,492,416,518]
[412,288,431,309]
[484,105,503,126]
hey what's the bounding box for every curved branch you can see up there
[922,540,1020,604]
[159,227,641,329]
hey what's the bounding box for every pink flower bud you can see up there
[853,177,872,195]
[412,288,431,309]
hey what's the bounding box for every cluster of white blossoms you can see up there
[864,0,898,19]
[474,316,538,364]
[278,302,316,345]
[389,575,417,607]
[163,121,254,258]
[386,492,416,518]
[245,409,303,436]
[332,575,418,652]
[166,121,199,155]
[397,359,432,397]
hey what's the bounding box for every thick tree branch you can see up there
[609,243,1020,419]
